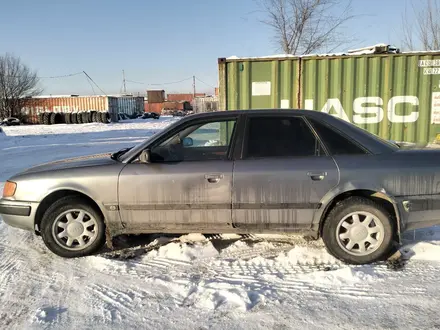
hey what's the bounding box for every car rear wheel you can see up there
[41,196,106,258]
[321,197,394,265]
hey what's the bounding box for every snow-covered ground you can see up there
[1,119,440,329]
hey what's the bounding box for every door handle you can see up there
[307,172,327,181]
[205,174,223,183]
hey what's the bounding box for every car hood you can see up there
[18,153,116,175]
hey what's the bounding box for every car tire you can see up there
[40,196,106,258]
[65,113,71,124]
[321,197,395,265]
[38,113,45,124]
[100,112,111,124]
[71,113,78,124]
[56,113,64,124]
[80,112,88,124]
[91,111,97,122]
[49,112,57,125]
[77,112,83,124]
[43,112,51,125]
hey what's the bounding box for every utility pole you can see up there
[193,75,196,98]
[122,70,127,94]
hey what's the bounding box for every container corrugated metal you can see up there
[147,90,165,103]
[144,102,163,114]
[167,93,205,102]
[21,95,145,123]
[218,52,440,144]
[21,96,111,123]
[163,101,185,111]
[110,96,144,117]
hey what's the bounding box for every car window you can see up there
[308,119,367,155]
[185,121,234,147]
[245,116,321,158]
[151,119,236,162]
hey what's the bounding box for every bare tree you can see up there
[258,0,354,55]
[0,53,41,119]
[402,0,440,51]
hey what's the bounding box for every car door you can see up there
[118,116,238,233]
[232,114,339,232]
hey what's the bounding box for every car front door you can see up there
[232,114,339,232]
[118,117,238,233]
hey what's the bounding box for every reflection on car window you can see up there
[152,120,236,162]
[246,116,320,158]
[309,119,367,155]
[185,121,234,147]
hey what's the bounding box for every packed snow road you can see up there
[1,118,440,329]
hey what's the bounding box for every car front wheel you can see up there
[41,196,106,258]
[322,197,395,265]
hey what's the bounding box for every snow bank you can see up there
[297,266,384,286]
[401,241,440,262]
[1,117,179,137]
[276,246,339,265]
[144,240,219,262]
[180,283,265,312]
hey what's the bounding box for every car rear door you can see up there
[232,114,339,232]
[118,116,238,233]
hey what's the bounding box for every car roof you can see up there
[180,109,398,155]
[184,109,327,120]
[121,108,397,163]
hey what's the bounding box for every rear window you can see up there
[309,119,367,155]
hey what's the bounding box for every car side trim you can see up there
[120,203,321,210]
[0,204,31,216]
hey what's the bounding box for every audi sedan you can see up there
[1,109,440,264]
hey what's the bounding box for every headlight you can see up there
[3,181,17,197]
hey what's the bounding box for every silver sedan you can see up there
[1,109,440,264]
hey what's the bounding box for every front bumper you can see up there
[0,199,38,231]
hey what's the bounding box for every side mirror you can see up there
[139,149,151,163]
[182,137,193,147]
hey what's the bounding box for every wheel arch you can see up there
[317,188,401,242]
[34,189,106,234]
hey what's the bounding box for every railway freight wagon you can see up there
[21,96,144,124]
[218,47,440,144]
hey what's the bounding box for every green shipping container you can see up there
[218,52,440,144]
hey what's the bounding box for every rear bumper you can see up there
[397,195,440,232]
[0,199,38,231]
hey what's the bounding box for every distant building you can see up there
[167,93,205,103]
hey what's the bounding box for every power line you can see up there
[0,72,84,79]
[39,72,84,79]
[195,77,216,89]
[125,76,193,86]
[83,71,107,95]
[85,74,96,95]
